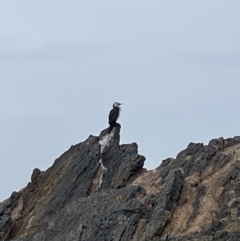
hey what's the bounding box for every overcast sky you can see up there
[1,0,240,201]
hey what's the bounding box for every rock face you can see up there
[1,127,240,241]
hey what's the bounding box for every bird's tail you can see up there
[108,124,114,134]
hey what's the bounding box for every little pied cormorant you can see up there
[108,102,122,133]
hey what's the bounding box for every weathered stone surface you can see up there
[0,192,20,240]
[1,128,240,241]
[141,170,183,241]
[16,186,144,241]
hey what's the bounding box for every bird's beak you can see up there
[119,103,122,105]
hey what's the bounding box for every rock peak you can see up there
[1,132,240,241]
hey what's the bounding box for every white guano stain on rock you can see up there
[98,132,114,153]
[98,158,107,188]
[97,133,114,188]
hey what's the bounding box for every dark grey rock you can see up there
[224,137,240,148]
[0,192,19,239]
[208,137,224,151]
[23,186,144,241]
[142,170,183,240]
[31,168,42,185]
[213,230,228,240]
[161,158,173,167]
[233,136,240,143]
[2,132,240,241]
[234,183,240,197]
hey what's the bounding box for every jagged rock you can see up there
[140,170,183,241]
[1,127,240,241]
[30,168,42,185]
[0,192,20,240]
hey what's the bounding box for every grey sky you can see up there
[1,0,240,201]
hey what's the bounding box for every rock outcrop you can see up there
[1,127,240,241]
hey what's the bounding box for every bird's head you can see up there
[113,102,122,107]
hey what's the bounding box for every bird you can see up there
[108,102,122,134]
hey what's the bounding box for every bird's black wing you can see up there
[108,107,119,125]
